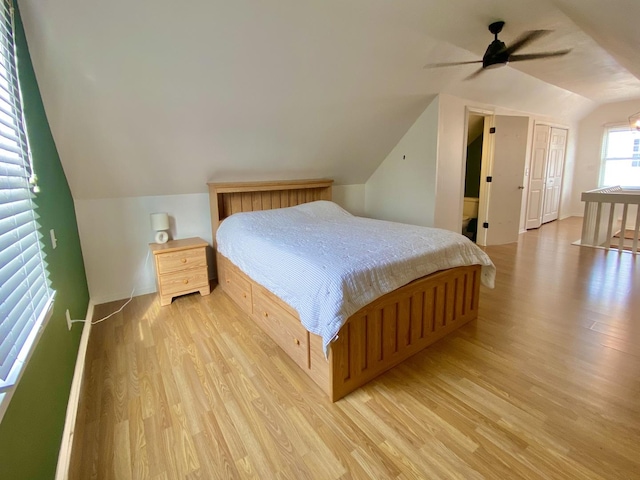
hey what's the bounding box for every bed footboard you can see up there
[326,265,480,401]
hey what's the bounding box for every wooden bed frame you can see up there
[208,179,481,401]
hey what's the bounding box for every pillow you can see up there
[291,200,353,220]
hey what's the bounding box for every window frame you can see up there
[599,124,640,188]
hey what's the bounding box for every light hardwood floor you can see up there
[69,217,640,479]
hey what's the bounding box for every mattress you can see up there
[216,201,495,355]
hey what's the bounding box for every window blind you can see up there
[0,0,54,399]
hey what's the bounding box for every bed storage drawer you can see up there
[252,285,309,369]
[219,260,252,314]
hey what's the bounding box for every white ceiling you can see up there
[18,0,640,199]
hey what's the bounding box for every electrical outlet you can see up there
[66,309,72,330]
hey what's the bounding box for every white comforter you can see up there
[216,201,495,356]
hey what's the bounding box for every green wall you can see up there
[0,6,90,480]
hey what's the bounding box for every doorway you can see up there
[463,110,531,246]
[462,114,485,242]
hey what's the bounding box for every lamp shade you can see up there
[150,212,169,231]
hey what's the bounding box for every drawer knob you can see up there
[181,258,187,263]
[242,293,247,298]
[263,312,269,318]
[183,279,189,284]
[226,279,230,284]
[294,338,300,345]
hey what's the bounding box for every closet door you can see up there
[541,128,568,224]
[526,124,550,229]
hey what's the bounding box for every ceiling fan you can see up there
[425,21,571,80]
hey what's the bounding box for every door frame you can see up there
[462,107,494,246]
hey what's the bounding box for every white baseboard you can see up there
[90,285,157,306]
[560,213,583,220]
[55,300,94,480]
[91,272,217,306]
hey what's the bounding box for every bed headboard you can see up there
[207,179,333,244]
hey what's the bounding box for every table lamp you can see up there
[150,212,170,244]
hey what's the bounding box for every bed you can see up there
[208,179,494,401]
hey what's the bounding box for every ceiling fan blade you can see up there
[464,67,485,81]
[503,29,550,55]
[424,60,482,69]
[509,50,572,62]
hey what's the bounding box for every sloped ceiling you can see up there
[18,0,640,199]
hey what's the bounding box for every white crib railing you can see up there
[580,186,640,254]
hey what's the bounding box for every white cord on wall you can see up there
[92,248,152,324]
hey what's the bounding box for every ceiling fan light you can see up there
[630,111,640,131]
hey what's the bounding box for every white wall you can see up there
[333,184,366,216]
[432,94,464,231]
[432,94,483,232]
[569,98,640,216]
[76,186,366,304]
[559,126,579,220]
[75,194,214,304]
[365,96,439,226]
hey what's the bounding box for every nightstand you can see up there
[150,237,211,306]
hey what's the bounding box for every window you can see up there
[600,125,640,187]
[0,0,54,420]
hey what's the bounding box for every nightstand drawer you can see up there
[157,248,206,274]
[159,268,209,296]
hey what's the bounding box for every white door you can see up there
[478,115,530,245]
[525,124,550,229]
[541,128,567,224]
